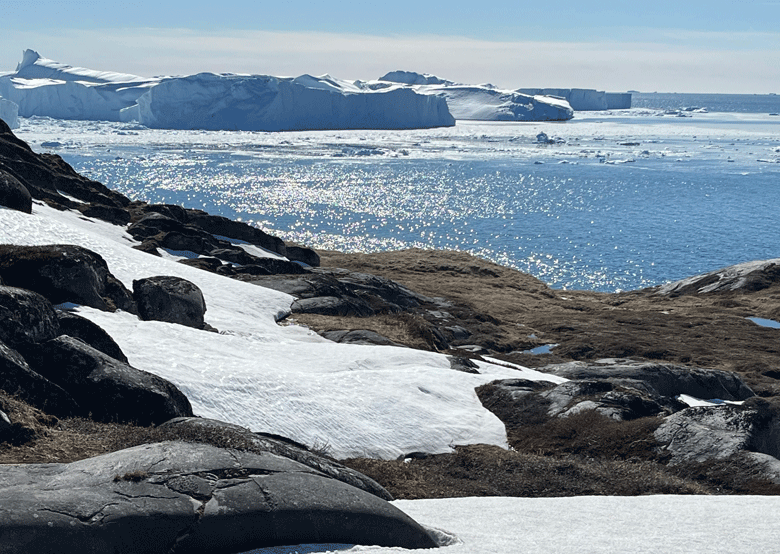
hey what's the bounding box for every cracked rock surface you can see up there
[0,441,438,554]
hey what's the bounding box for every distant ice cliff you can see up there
[0,50,454,131]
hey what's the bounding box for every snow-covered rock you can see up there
[0,50,454,131]
[379,72,574,121]
[0,97,19,129]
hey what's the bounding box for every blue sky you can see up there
[1,1,778,92]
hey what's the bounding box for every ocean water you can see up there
[15,93,780,292]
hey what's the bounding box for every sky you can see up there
[1,0,778,93]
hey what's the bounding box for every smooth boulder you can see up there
[0,441,439,554]
[0,169,32,213]
[26,335,192,425]
[0,244,134,311]
[133,275,207,329]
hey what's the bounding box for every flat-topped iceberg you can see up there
[379,71,574,121]
[518,88,632,110]
[124,72,455,131]
[0,50,454,131]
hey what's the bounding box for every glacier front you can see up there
[0,50,454,131]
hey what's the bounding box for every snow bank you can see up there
[0,203,563,459]
[0,96,19,129]
[518,88,632,110]
[378,73,573,121]
[126,72,455,131]
[0,50,454,131]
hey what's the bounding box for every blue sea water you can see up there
[17,93,780,293]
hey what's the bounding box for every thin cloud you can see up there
[0,28,777,93]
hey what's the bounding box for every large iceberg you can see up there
[379,71,573,121]
[517,88,632,110]
[0,50,454,131]
[123,72,455,131]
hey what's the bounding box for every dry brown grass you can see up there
[344,444,707,499]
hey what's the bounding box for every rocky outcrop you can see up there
[656,258,780,296]
[158,417,394,501]
[0,117,129,207]
[477,359,756,426]
[0,441,439,554]
[543,359,755,403]
[0,244,136,312]
[654,399,780,465]
[25,335,193,425]
[133,276,207,330]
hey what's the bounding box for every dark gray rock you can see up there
[542,359,755,402]
[133,276,207,329]
[185,210,287,256]
[242,257,308,275]
[0,244,118,311]
[0,169,32,213]
[26,335,192,425]
[127,212,191,240]
[448,355,480,374]
[0,118,129,207]
[0,284,60,349]
[292,296,375,317]
[285,245,320,267]
[76,203,131,225]
[0,441,437,553]
[0,337,79,417]
[55,310,128,363]
[158,417,394,501]
[322,329,404,346]
[105,273,137,314]
[654,399,780,465]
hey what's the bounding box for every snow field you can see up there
[0,203,564,459]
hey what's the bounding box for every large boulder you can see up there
[0,285,60,350]
[0,169,32,214]
[0,441,439,554]
[542,359,755,402]
[55,310,128,363]
[184,210,287,256]
[25,335,192,425]
[654,399,780,465]
[0,338,79,417]
[158,417,394,501]
[133,276,207,329]
[0,244,134,312]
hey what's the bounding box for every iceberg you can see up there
[0,96,18,129]
[517,88,632,110]
[379,71,574,121]
[0,50,158,121]
[125,72,455,131]
[0,50,454,131]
